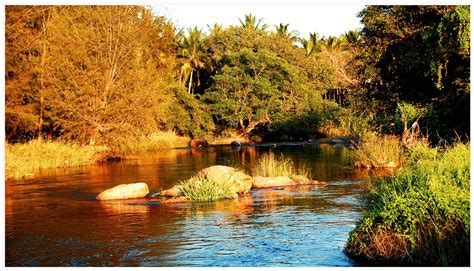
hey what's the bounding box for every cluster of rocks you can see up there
[96,165,327,203]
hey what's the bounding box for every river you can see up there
[6,143,372,266]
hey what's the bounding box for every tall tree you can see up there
[45,6,175,147]
[274,23,299,42]
[205,48,311,134]
[5,6,53,142]
[319,35,357,88]
[238,13,268,31]
[353,5,470,139]
[178,27,206,94]
[300,32,321,56]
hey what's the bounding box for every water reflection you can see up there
[6,144,376,267]
[99,200,151,215]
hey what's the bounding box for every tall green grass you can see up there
[252,152,310,178]
[355,134,403,168]
[6,140,107,179]
[346,142,470,265]
[179,175,239,201]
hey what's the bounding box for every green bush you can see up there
[179,175,239,202]
[346,142,470,265]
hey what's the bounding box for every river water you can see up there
[6,143,372,266]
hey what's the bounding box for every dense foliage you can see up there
[5,5,470,149]
[5,6,353,147]
[350,6,470,141]
[346,143,470,265]
[6,6,178,148]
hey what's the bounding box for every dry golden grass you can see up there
[117,131,190,152]
[5,140,107,179]
[252,152,310,178]
[355,134,403,168]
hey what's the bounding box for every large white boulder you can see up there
[96,183,149,201]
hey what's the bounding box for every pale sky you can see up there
[151,1,365,39]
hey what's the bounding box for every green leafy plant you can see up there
[179,175,239,201]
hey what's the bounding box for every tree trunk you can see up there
[38,14,49,144]
[188,69,193,94]
[38,96,44,143]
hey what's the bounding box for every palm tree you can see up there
[274,23,300,42]
[343,29,360,44]
[300,32,321,56]
[340,29,361,50]
[178,27,206,94]
[207,23,223,35]
[238,13,267,31]
[321,35,342,52]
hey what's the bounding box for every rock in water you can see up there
[195,165,253,195]
[230,140,241,146]
[159,184,184,197]
[252,176,295,188]
[96,183,149,201]
[190,139,208,148]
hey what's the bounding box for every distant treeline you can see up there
[5,5,470,148]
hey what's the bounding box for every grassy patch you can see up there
[355,134,403,168]
[252,152,310,178]
[179,175,239,201]
[346,142,470,265]
[5,140,107,179]
[112,130,190,153]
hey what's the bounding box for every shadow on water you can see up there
[6,144,386,266]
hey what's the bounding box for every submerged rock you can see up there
[96,183,149,201]
[252,175,327,188]
[159,197,192,204]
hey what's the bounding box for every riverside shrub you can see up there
[346,142,470,265]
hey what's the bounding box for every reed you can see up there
[5,140,107,179]
[354,134,403,168]
[252,152,310,178]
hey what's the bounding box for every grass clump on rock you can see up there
[252,152,310,178]
[179,175,240,202]
[345,142,470,266]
